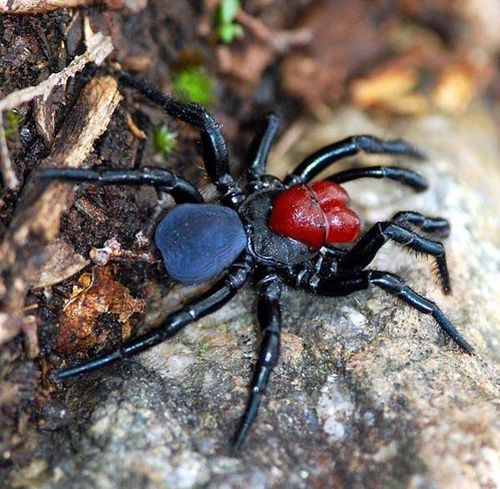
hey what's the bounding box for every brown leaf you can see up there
[350,51,490,116]
[56,266,145,354]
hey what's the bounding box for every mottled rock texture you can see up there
[16,107,500,489]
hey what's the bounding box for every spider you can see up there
[39,72,473,449]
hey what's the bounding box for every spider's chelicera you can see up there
[39,72,473,449]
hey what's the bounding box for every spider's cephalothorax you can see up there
[39,72,473,450]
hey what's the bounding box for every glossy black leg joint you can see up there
[233,272,283,450]
[285,135,425,184]
[51,256,252,381]
[328,166,428,192]
[37,167,204,204]
[339,220,451,294]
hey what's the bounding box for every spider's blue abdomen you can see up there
[155,204,247,285]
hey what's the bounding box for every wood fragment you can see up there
[0,0,122,14]
[33,95,57,147]
[31,239,89,288]
[0,76,122,349]
[89,238,156,266]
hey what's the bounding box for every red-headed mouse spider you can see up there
[38,73,473,450]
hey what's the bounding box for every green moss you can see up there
[216,0,244,43]
[153,124,177,156]
[172,67,215,106]
[4,109,23,138]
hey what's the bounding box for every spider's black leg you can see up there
[339,216,451,294]
[118,73,244,206]
[37,167,203,204]
[284,135,425,185]
[51,257,252,381]
[328,166,428,192]
[246,114,280,186]
[233,272,283,450]
[292,269,473,353]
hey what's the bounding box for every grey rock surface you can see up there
[20,107,500,488]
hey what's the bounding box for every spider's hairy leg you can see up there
[36,167,204,204]
[294,269,473,353]
[338,216,451,294]
[51,257,252,381]
[285,135,425,185]
[233,272,283,450]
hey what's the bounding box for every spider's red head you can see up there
[269,181,360,250]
